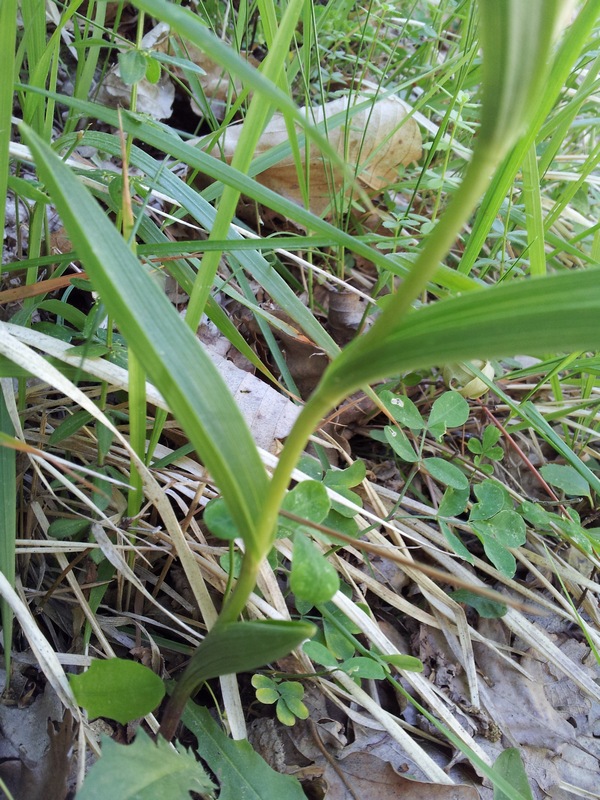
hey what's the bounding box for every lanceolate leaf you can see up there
[477,0,573,155]
[182,703,307,800]
[21,124,269,558]
[161,620,315,740]
[319,267,600,402]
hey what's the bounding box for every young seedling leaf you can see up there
[182,703,307,800]
[492,747,534,800]
[291,533,340,603]
[77,729,214,800]
[118,50,147,85]
[69,658,165,724]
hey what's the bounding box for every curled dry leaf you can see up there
[210,94,422,217]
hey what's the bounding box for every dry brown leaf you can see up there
[323,752,478,800]
[210,94,422,217]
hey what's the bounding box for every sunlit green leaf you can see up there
[70,658,165,724]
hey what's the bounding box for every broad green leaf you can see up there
[324,459,367,488]
[380,391,425,430]
[176,620,316,697]
[539,464,591,499]
[493,747,534,800]
[69,658,165,724]
[427,391,469,440]
[317,267,600,406]
[423,458,469,490]
[470,480,510,520]
[473,510,527,550]
[438,487,470,519]
[47,518,89,539]
[22,125,269,558]
[451,590,507,619]
[182,703,307,800]
[77,729,214,800]
[150,51,206,74]
[384,654,424,672]
[118,50,147,85]
[290,533,340,603]
[517,501,553,531]
[303,640,338,667]
[340,657,386,680]
[482,425,502,450]
[279,480,330,536]
[323,510,360,539]
[204,498,240,541]
[479,537,517,579]
[472,510,527,578]
[384,425,419,463]
[144,54,161,84]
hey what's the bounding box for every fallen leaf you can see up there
[322,751,478,800]
[210,94,422,217]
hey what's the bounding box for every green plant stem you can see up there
[353,147,498,345]
[215,555,262,627]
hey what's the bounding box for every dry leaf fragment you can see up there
[210,94,422,217]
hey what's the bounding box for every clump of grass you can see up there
[2,1,600,797]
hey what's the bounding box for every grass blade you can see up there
[0,384,16,677]
[21,124,269,558]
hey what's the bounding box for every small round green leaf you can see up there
[204,497,240,540]
[118,50,147,85]
[291,534,339,603]
[427,391,469,439]
[144,54,162,84]
[70,658,165,724]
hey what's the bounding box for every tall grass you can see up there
[2,0,600,794]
